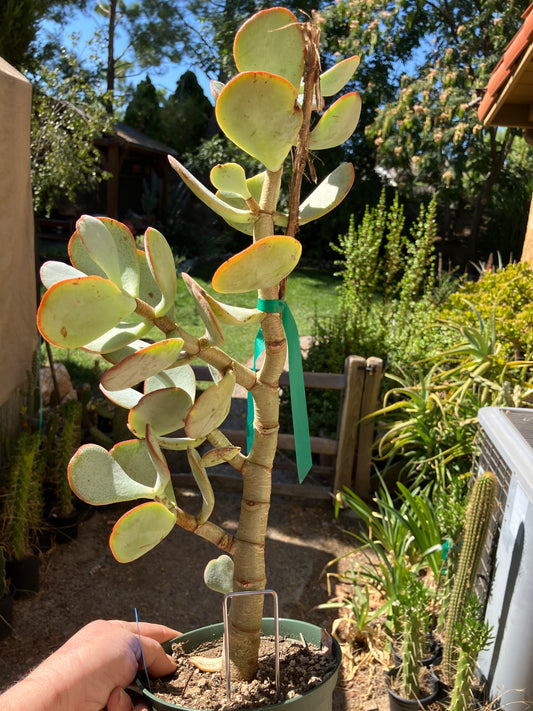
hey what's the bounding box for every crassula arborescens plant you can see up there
[36,7,360,682]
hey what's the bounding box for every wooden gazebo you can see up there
[478,3,533,262]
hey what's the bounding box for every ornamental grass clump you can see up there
[36,7,361,683]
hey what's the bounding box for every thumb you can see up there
[107,687,133,711]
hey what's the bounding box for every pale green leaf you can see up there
[101,338,184,391]
[144,227,177,317]
[128,387,192,438]
[155,435,205,451]
[168,156,257,224]
[110,502,176,562]
[68,443,156,505]
[298,163,355,225]
[187,447,215,524]
[212,236,301,293]
[137,249,163,309]
[182,273,263,327]
[182,272,224,346]
[100,383,144,410]
[37,276,136,349]
[83,321,152,355]
[145,364,196,403]
[77,215,122,286]
[185,368,236,439]
[204,555,234,594]
[200,447,241,467]
[233,7,304,90]
[318,56,360,97]
[40,261,85,288]
[216,72,302,172]
[308,92,361,151]
[210,163,251,198]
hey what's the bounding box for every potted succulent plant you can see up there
[36,7,360,709]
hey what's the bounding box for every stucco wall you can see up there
[0,58,37,419]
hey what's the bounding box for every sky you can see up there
[38,5,214,105]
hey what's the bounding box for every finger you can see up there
[110,620,181,643]
[137,635,178,678]
[107,687,133,711]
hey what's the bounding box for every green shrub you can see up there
[290,191,456,438]
[440,261,533,360]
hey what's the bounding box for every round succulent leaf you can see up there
[111,438,158,488]
[40,261,85,289]
[145,364,196,403]
[68,230,106,278]
[246,171,268,203]
[100,383,144,410]
[83,320,152,355]
[68,443,156,505]
[210,163,251,198]
[98,217,140,295]
[155,435,205,451]
[137,249,163,309]
[144,228,177,317]
[234,7,304,90]
[76,215,122,287]
[110,502,177,563]
[128,387,192,438]
[37,276,136,349]
[145,425,173,494]
[318,56,360,97]
[181,273,224,347]
[210,80,225,101]
[298,162,355,225]
[216,72,302,172]
[308,92,361,151]
[200,447,241,468]
[101,339,152,364]
[185,369,236,439]
[187,447,214,524]
[101,338,185,392]
[168,156,256,225]
[200,293,263,327]
[204,555,234,595]
[211,236,302,293]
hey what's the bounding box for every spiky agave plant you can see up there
[36,7,360,682]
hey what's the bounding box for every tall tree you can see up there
[0,0,87,70]
[319,0,533,259]
[123,74,163,138]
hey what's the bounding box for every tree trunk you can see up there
[470,127,515,255]
[106,0,117,114]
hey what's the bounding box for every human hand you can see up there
[0,619,180,711]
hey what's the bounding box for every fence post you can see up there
[354,356,383,499]
[333,355,366,493]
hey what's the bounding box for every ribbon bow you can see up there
[247,298,312,483]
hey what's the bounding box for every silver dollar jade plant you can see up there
[37,7,360,682]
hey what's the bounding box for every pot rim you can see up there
[136,617,342,711]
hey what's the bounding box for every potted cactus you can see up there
[36,7,360,709]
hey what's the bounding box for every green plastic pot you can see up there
[136,617,342,711]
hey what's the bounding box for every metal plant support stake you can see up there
[223,590,280,701]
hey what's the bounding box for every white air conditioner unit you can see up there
[476,407,533,711]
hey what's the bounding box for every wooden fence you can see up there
[173,356,383,500]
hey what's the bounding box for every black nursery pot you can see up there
[385,666,440,711]
[0,585,15,641]
[47,509,80,545]
[391,635,443,668]
[6,553,40,599]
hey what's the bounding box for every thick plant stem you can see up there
[442,471,497,683]
[226,165,287,681]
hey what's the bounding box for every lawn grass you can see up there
[42,267,340,386]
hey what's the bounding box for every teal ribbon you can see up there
[247,298,312,483]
